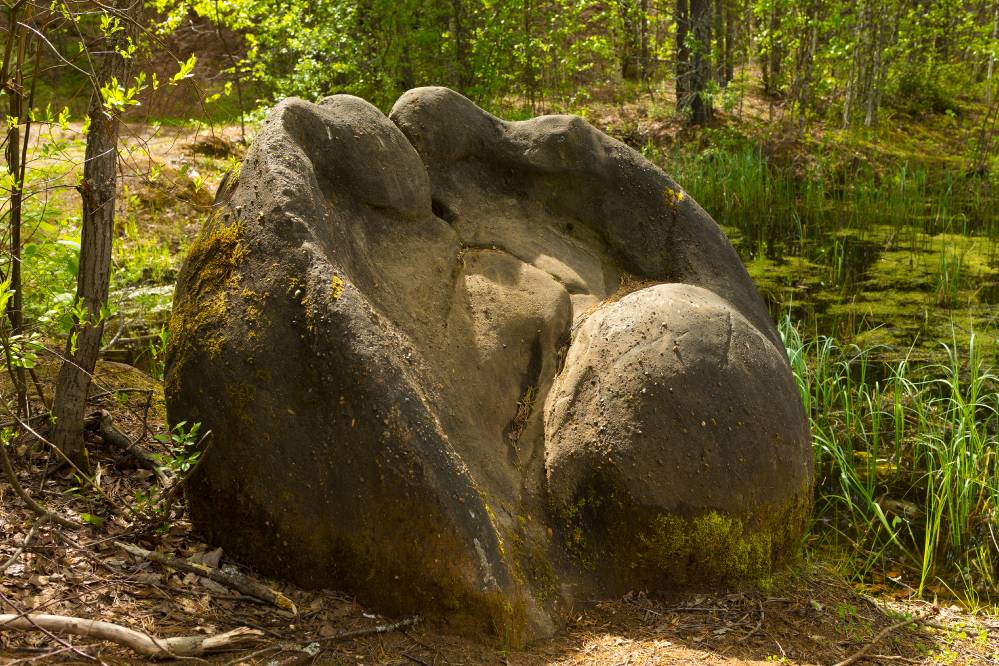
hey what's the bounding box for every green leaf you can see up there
[80,513,105,527]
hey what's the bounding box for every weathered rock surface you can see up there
[165,87,813,643]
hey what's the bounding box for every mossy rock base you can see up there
[553,470,811,595]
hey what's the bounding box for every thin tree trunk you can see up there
[640,0,650,81]
[689,0,712,124]
[51,0,136,464]
[723,0,735,83]
[764,0,780,96]
[675,0,690,112]
[621,0,640,80]
[791,1,818,129]
[713,0,723,82]
[451,0,472,91]
[2,0,30,416]
[987,7,997,108]
[865,4,887,128]
[212,0,245,143]
[523,0,537,112]
[842,2,864,128]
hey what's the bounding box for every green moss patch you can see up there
[165,210,247,398]
[553,473,811,591]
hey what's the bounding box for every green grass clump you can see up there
[782,316,999,605]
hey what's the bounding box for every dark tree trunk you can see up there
[713,0,724,82]
[451,0,472,91]
[675,0,691,112]
[51,1,136,463]
[640,0,650,81]
[621,0,641,81]
[763,0,781,96]
[2,1,29,415]
[723,0,735,83]
[523,0,537,111]
[689,0,713,124]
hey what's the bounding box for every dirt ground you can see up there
[1,364,998,665]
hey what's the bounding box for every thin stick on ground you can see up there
[0,432,79,529]
[832,614,927,666]
[224,616,423,665]
[316,615,421,643]
[0,592,100,663]
[0,515,49,574]
[0,614,263,659]
[115,541,298,614]
[6,408,131,516]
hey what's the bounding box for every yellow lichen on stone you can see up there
[663,186,685,214]
[331,275,345,300]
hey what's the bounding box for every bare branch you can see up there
[0,614,264,658]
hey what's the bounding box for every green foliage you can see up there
[153,0,631,109]
[153,421,204,474]
[782,317,999,604]
[887,67,961,117]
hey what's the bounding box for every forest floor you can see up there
[1,364,998,665]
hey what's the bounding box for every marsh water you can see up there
[663,146,999,357]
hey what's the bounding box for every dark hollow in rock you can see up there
[164,87,813,644]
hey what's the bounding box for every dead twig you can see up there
[0,515,49,574]
[315,615,421,643]
[0,592,101,663]
[735,602,764,643]
[0,613,263,658]
[86,387,154,404]
[115,541,298,614]
[8,409,133,516]
[233,616,424,665]
[0,430,79,529]
[832,614,927,666]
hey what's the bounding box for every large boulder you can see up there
[165,87,812,643]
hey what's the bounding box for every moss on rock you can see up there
[165,211,247,399]
[553,471,811,591]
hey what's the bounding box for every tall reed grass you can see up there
[647,141,997,251]
[781,317,999,605]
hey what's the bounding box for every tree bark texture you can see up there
[51,1,136,462]
[689,0,713,124]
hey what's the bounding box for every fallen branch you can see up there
[832,614,926,666]
[84,410,168,485]
[0,589,102,662]
[317,615,421,642]
[0,613,262,658]
[735,603,764,642]
[86,387,154,404]
[224,616,422,666]
[115,541,297,614]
